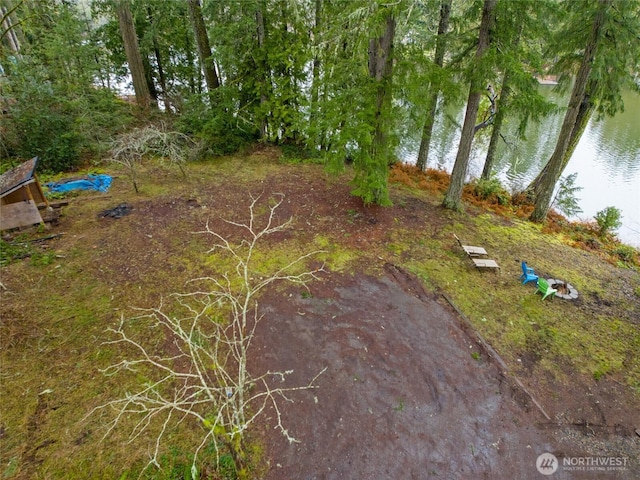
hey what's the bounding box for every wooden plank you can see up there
[40,200,69,209]
[40,208,60,223]
[32,174,49,206]
[472,258,500,270]
[454,234,488,257]
[0,200,44,230]
[463,245,488,257]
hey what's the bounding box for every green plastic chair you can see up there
[536,278,557,301]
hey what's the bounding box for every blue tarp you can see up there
[46,174,112,193]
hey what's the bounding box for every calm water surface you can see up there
[404,87,640,247]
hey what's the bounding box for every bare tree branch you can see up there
[86,194,326,479]
[474,83,498,133]
[109,123,194,192]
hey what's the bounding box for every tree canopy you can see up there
[1,0,638,219]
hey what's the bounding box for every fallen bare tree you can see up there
[109,123,194,193]
[87,194,326,478]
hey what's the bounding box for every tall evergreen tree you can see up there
[415,0,451,171]
[144,3,171,111]
[202,0,310,143]
[351,6,395,205]
[442,0,496,211]
[2,0,133,170]
[255,1,269,139]
[311,0,371,157]
[480,0,556,180]
[309,0,323,147]
[187,0,219,94]
[115,0,152,110]
[528,0,639,222]
[316,0,403,205]
[92,0,202,102]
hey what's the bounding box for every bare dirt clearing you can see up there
[253,265,638,480]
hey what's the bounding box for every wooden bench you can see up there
[471,258,500,270]
[453,234,500,271]
[454,234,488,257]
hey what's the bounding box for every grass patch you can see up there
[312,234,360,273]
[402,208,639,391]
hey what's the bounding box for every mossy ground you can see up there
[1,147,638,478]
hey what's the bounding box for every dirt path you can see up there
[251,265,637,479]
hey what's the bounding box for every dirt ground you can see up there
[1,151,638,479]
[251,265,638,480]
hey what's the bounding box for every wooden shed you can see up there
[0,157,49,231]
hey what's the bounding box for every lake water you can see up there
[402,87,640,247]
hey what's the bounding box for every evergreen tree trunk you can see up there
[563,95,594,166]
[309,0,322,146]
[481,70,509,179]
[187,0,220,93]
[526,83,595,195]
[369,13,395,160]
[357,9,395,205]
[142,54,159,105]
[480,8,526,182]
[147,6,171,112]
[442,0,496,210]
[274,2,298,143]
[416,0,451,171]
[115,0,151,111]
[529,0,609,223]
[256,5,269,139]
[182,15,198,95]
[153,44,170,111]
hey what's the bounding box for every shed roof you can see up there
[0,157,38,197]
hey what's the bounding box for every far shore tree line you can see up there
[1,0,639,224]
